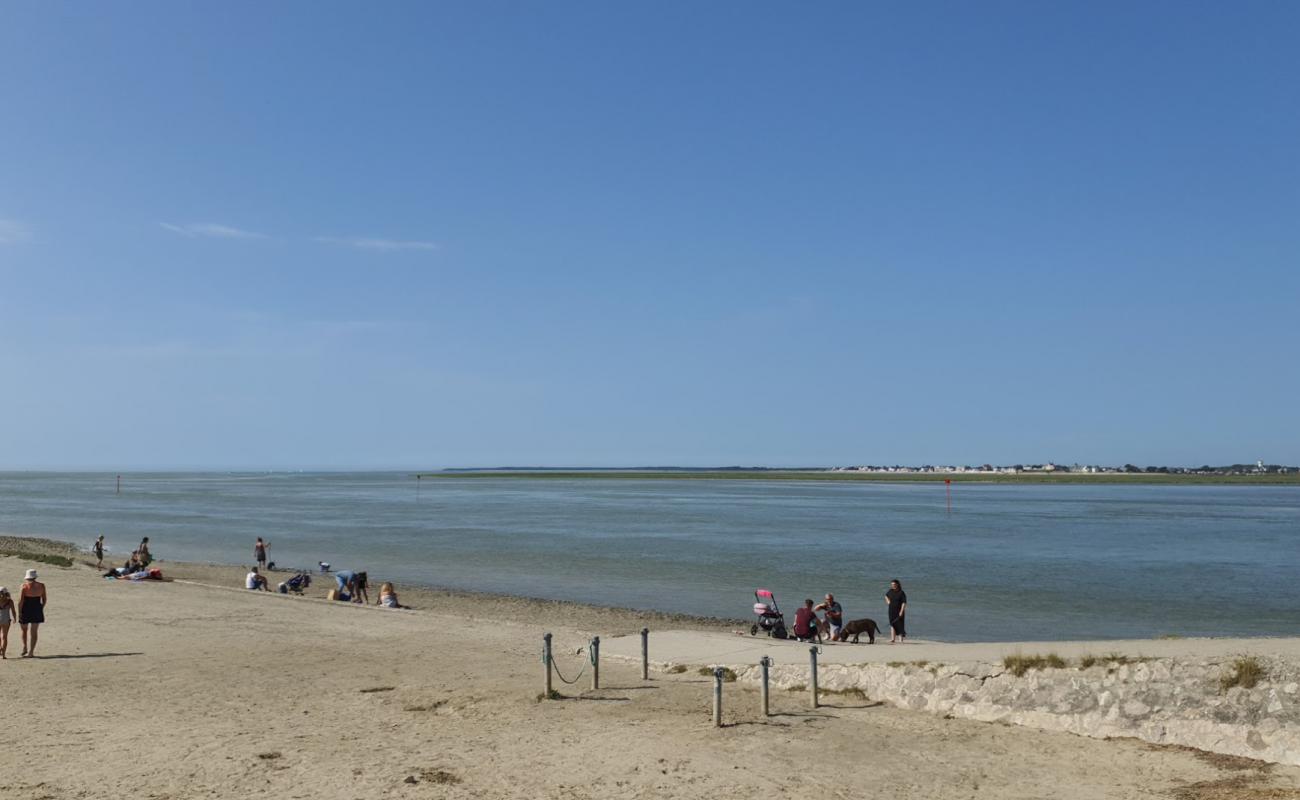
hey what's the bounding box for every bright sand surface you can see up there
[4,554,1300,800]
[601,629,1300,667]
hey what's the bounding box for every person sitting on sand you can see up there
[793,598,822,642]
[0,587,15,659]
[816,593,844,641]
[377,582,405,608]
[245,567,269,591]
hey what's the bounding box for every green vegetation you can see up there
[785,683,807,692]
[1078,655,1099,669]
[821,687,869,701]
[1102,653,1152,666]
[535,689,564,702]
[1220,657,1266,692]
[1003,653,1068,676]
[665,664,688,674]
[698,666,737,682]
[0,549,74,568]
[419,469,1300,486]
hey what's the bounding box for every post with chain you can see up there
[712,667,724,727]
[542,633,553,698]
[590,636,601,691]
[640,628,650,681]
[760,656,771,717]
[809,646,819,709]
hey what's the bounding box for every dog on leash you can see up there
[837,618,881,644]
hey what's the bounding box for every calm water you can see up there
[1,472,1297,642]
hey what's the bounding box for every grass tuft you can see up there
[1220,657,1265,692]
[822,687,869,701]
[1079,654,1098,669]
[1003,653,1067,677]
[535,689,563,702]
[419,769,461,785]
[0,550,74,568]
[666,664,688,674]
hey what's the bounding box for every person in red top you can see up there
[793,598,821,642]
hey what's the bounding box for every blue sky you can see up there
[2,2,1297,469]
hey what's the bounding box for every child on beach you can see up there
[378,582,405,608]
[0,587,14,658]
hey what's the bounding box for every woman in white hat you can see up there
[0,586,15,658]
[18,569,46,658]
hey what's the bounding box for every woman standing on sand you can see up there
[93,535,105,569]
[254,538,269,571]
[18,569,46,658]
[0,587,15,658]
[885,579,907,643]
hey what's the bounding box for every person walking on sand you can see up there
[254,537,270,571]
[93,535,105,569]
[18,569,46,658]
[0,587,15,659]
[885,579,907,643]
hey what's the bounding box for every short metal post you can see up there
[712,667,724,727]
[809,646,819,709]
[543,633,553,697]
[760,656,771,717]
[640,628,649,680]
[590,636,600,691]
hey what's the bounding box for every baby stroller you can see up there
[277,571,312,595]
[750,589,788,639]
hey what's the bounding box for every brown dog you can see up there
[837,618,880,644]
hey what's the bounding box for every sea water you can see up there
[1,472,1297,642]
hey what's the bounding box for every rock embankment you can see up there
[737,655,1300,766]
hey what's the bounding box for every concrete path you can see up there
[601,628,1300,667]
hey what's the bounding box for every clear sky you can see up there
[2,2,1297,469]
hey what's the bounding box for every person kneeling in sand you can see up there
[245,567,269,591]
[377,582,407,608]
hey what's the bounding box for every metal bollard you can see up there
[712,667,724,727]
[590,636,601,690]
[809,646,819,709]
[543,633,553,697]
[760,656,771,717]
[640,628,650,681]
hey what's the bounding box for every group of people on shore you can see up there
[790,579,908,644]
[0,568,47,658]
[242,538,408,609]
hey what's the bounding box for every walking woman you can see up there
[93,535,105,569]
[19,569,47,658]
[254,537,270,571]
[0,587,15,658]
[885,578,907,643]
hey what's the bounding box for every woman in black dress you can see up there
[885,579,907,643]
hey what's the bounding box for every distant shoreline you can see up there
[418,469,1300,485]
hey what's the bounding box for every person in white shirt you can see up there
[246,568,269,591]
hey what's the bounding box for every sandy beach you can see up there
[1,547,1298,800]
